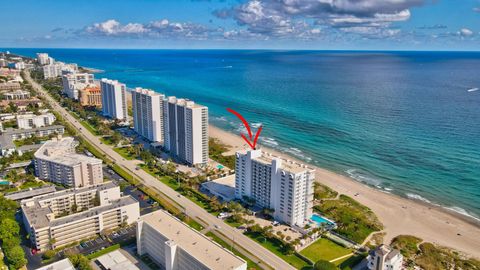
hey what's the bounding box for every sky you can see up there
[1,0,479,50]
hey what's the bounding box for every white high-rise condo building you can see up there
[61,73,95,100]
[34,137,103,187]
[132,88,164,142]
[37,53,52,65]
[137,210,247,270]
[367,245,404,270]
[234,149,315,226]
[42,64,63,79]
[163,97,208,166]
[100,78,128,122]
[22,182,139,251]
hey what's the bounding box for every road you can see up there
[25,71,296,270]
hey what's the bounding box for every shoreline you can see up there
[208,125,480,258]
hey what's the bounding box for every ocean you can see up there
[7,48,480,220]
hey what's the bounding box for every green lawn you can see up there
[245,232,310,269]
[300,238,352,263]
[86,244,120,259]
[185,217,204,231]
[206,232,263,270]
[114,147,136,160]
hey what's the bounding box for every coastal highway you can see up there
[25,71,296,270]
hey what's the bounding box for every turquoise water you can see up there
[311,214,334,226]
[7,49,480,220]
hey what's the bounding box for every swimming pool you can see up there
[217,164,224,169]
[311,214,335,227]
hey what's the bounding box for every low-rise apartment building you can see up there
[234,149,315,227]
[34,137,103,187]
[22,182,139,251]
[17,113,56,129]
[0,81,21,91]
[137,210,247,270]
[3,90,30,100]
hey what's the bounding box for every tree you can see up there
[4,245,27,269]
[0,219,20,240]
[0,200,17,223]
[314,260,337,270]
[42,250,56,260]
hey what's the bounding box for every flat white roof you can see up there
[140,210,246,270]
[96,250,140,270]
[35,258,75,270]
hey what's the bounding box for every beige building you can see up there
[137,210,247,270]
[79,85,102,107]
[34,137,103,187]
[22,182,140,251]
[235,149,315,227]
[0,81,21,91]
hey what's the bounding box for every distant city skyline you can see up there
[1,0,479,50]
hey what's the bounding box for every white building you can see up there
[17,113,56,129]
[37,53,52,65]
[137,210,247,270]
[100,78,128,122]
[132,88,164,142]
[22,182,139,251]
[36,258,75,270]
[234,149,315,226]
[367,245,404,270]
[3,90,30,100]
[61,73,95,100]
[34,137,103,187]
[42,63,62,79]
[163,97,208,166]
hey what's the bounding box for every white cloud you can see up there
[85,19,219,39]
[459,28,474,37]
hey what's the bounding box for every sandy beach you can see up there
[209,125,480,259]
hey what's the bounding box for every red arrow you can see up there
[227,108,263,150]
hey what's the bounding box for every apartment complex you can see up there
[61,73,95,100]
[17,113,56,129]
[132,88,164,142]
[137,210,247,270]
[100,78,128,122]
[34,137,103,187]
[367,245,404,270]
[0,81,21,91]
[234,149,315,226]
[42,64,62,79]
[163,97,208,165]
[3,90,30,100]
[79,85,102,107]
[36,53,52,65]
[22,182,139,251]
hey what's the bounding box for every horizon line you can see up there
[2,47,480,53]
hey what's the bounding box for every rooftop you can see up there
[35,258,75,270]
[140,210,246,270]
[95,250,140,270]
[23,192,136,229]
[4,185,56,201]
[34,136,102,166]
[237,149,314,174]
[2,125,64,136]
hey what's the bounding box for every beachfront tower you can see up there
[132,88,165,143]
[367,244,404,270]
[100,78,129,123]
[162,97,208,166]
[234,149,315,227]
